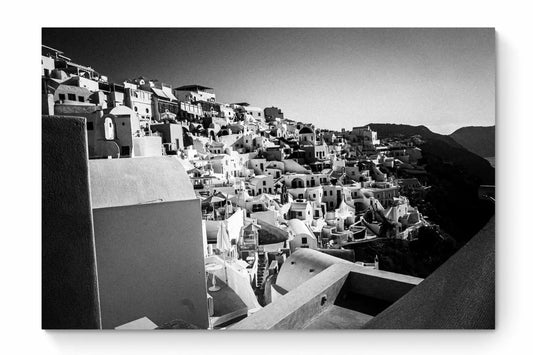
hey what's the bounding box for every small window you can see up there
[146,108,149,113]
[67,93,76,101]
[302,237,308,244]
[87,122,94,130]
[134,106,138,112]
[263,181,266,186]
[78,96,85,102]
[58,93,66,101]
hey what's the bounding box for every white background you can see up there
[0,0,530,353]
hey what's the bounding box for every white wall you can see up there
[92,200,209,329]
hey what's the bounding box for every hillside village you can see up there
[42,44,452,328]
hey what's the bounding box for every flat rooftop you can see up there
[230,260,421,330]
[303,305,372,329]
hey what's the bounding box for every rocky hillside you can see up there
[368,123,495,247]
[450,125,495,158]
[369,123,494,185]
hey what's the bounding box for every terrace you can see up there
[230,250,422,330]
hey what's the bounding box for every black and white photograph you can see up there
[41,27,495,330]
[5,0,533,353]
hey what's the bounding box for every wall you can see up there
[51,107,102,157]
[289,233,318,252]
[41,55,55,75]
[42,94,54,115]
[276,249,351,292]
[78,76,100,92]
[250,210,277,225]
[205,255,261,311]
[151,123,184,150]
[364,217,495,329]
[114,114,137,156]
[42,115,101,329]
[231,263,350,329]
[92,199,209,329]
[133,136,162,157]
[125,88,152,122]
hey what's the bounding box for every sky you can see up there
[42,28,495,134]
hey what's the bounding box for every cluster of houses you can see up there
[42,44,436,326]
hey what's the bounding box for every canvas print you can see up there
[42,28,495,330]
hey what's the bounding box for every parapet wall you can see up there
[42,115,101,329]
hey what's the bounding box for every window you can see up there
[134,106,138,112]
[87,122,94,130]
[78,96,85,102]
[104,117,115,140]
[146,108,149,113]
[298,211,303,217]
[58,94,66,101]
[67,93,76,101]
[121,146,130,156]
[263,181,266,186]
[302,237,308,244]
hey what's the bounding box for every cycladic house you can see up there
[89,157,209,329]
[43,115,209,329]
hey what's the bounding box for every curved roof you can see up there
[286,219,314,237]
[299,126,314,134]
[107,105,135,116]
[283,159,310,174]
[89,157,196,209]
[257,219,289,245]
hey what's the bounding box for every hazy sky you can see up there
[42,28,495,134]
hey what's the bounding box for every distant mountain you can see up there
[450,126,495,158]
[368,123,495,248]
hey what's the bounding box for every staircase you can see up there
[255,252,268,289]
